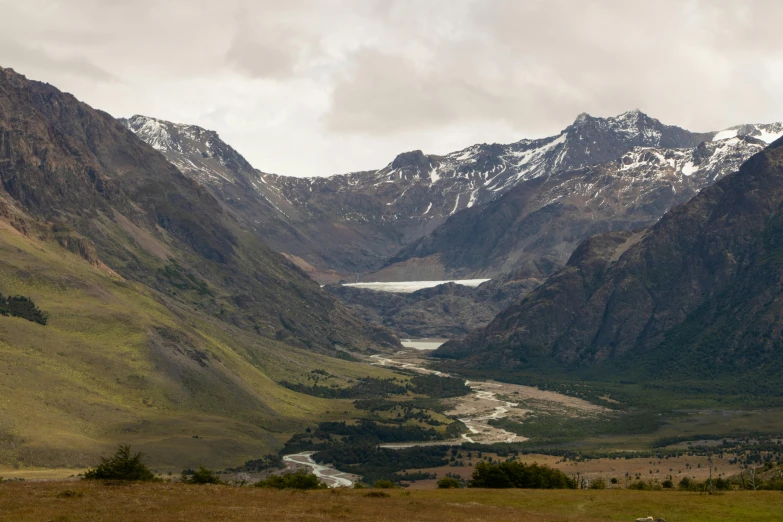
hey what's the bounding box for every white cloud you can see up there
[2,0,783,176]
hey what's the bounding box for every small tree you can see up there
[373,479,396,489]
[181,465,221,485]
[84,445,156,481]
[437,477,461,489]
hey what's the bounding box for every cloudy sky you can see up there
[2,0,782,177]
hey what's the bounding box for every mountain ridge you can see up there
[124,110,735,277]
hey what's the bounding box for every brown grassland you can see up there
[1,481,782,522]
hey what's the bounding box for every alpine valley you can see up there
[3,62,783,489]
[124,107,782,338]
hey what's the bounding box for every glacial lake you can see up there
[342,279,489,293]
[400,339,447,350]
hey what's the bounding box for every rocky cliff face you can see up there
[437,138,783,385]
[0,67,397,354]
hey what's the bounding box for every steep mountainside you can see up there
[125,111,720,276]
[0,66,402,469]
[385,135,774,279]
[437,138,783,390]
[0,67,394,354]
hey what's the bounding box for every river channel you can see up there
[281,342,531,484]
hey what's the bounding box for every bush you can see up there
[628,480,660,491]
[373,480,396,489]
[437,477,461,489]
[589,477,606,489]
[610,477,618,484]
[353,482,366,489]
[181,465,221,485]
[469,461,575,489]
[57,489,84,498]
[84,445,156,482]
[662,479,674,489]
[363,491,390,498]
[254,470,326,490]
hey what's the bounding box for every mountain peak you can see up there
[573,112,592,124]
[391,150,430,171]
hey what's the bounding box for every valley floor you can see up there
[1,481,781,522]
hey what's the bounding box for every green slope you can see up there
[0,217,396,471]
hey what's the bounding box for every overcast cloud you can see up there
[1,0,782,177]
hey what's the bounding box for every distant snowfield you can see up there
[342,279,490,293]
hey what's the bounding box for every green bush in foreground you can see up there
[254,470,326,490]
[84,445,157,482]
[181,465,221,485]
[469,461,575,489]
[437,477,461,489]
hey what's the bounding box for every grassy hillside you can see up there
[0,219,397,471]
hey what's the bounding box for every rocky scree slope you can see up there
[0,67,397,354]
[437,137,783,390]
[125,111,721,277]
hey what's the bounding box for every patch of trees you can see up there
[283,375,470,401]
[283,420,442,455]
[254,470,326,490]
[314,444,450,485]
[468,461,575,489]
[281,377,407,399]
[408,375,471,398]
[393,471,436,482]
[353,399,445,426]
[0,293,47,325]
[225,454,283,473]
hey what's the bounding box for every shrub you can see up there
[661,479,674,489]
[254,470,326,490]
[678,477,692,490]
[437,477,461,489]
[363,491,390,498]
[610,477,618,484]
[57,489,84,498]
[589,477,606,489]
[181,465,221,485]
[84,445,156,482]
[628,480,661,491]
[469,461,575,489]
[373,480,396,489]
[353,482,366,489]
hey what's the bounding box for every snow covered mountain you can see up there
[122,112,782,281]
[381,134,771,280]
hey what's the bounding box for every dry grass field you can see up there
[408,453,739,489]
[1,481,782,522]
